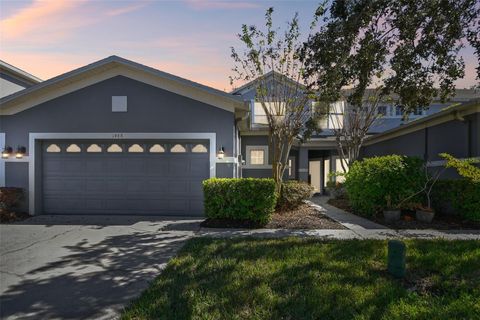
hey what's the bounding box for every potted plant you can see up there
[383,195,401,223]
[399,163,444,223]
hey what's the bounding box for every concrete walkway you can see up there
[197,197,480,240]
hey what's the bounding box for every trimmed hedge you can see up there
[344,155,425,216]
[203,178,277,224]
[277,180,314,211]
[432,179,480,222]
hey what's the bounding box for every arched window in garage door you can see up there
[87,144,102,153]
[66,144,81,152]
[107,144,123,153]
[46,144,61,153]
[149,144,165,153]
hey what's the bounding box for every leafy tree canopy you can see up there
[302,0,480,113]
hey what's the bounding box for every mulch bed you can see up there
[327,198,480,230]
[201,204,345,229]
[0,209,31,224]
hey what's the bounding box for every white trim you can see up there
[245,145,269,166]
[3,157,30,163]
[28,132,217,215]
[216,156,237,163]
[242,165,272,169]
[0,133,5,186]
[298,168,308,173]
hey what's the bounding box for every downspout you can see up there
[235,110,250,178]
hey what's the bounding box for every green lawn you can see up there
[122,238,480,320]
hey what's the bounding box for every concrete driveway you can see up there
[0,215,201,320]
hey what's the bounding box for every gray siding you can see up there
[361,114,479,179]
[5,163,28,212]
[240,135,299,179]
[1,76,237,210]
[361,116,478,160]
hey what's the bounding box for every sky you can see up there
[0,0,478,91]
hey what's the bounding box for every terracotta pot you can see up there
[416,210,435,223]
[383,210,401,223]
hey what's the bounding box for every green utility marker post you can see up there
[388,240,406,278]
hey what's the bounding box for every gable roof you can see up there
[0,55,246,115]
[0,60,42,86]
[230,71,306,95]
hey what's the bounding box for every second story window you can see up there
[377,105,388,116]
[251,101,286,125]
[252,101,269,125]
[395,106,403,117]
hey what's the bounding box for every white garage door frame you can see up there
[28,132,216,215]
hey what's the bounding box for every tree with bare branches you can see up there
[230,7,321,191]
[319,92,383,172]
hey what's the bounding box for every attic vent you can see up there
[112,96,127,112]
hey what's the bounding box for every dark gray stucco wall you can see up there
[0,75,237,210]
[5,163,28,212]
[241,135,271,178]
[360,114,479,179]
[0,76,235,152]
[240,134,299,179]
[361,115,478,160]
[241,135,271,164]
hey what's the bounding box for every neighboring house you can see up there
[0,56,478,216]
[233,73,480,193]
[0,60,42,98]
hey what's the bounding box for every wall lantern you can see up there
[217,146,225,159]
[2,146,12,159]
[15,146,26,159]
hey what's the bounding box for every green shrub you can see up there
[344,155,425,216]
[432,179,480,222]
[277,180,314,211]
[203,178,277,224]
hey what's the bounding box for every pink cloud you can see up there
[185,0,261,10]
[0,0,86,41]
[106,2,149,16]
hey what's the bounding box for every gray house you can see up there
[1,56,479,216]
[0,56,247,216]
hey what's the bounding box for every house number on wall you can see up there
[112,133,124,139]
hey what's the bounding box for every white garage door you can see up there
[41,140,209,216]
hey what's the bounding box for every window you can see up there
[246,145,268,166]
[107,144,123,153]
[66,144,81,153]
[288,157,296,179]
[170,144,186,153]
[395,106,403,117]
[46,144,61,153]
[192,144,208,153]
[412,107,424,116]
[149,144,165,153]
[377,105,387,116]
[251,101,286,125]
[128,144,144,153]
[87,144,102,152]
[325,101,345,129]
[250,150,265,164]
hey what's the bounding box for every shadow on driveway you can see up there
[0,217,195,319]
